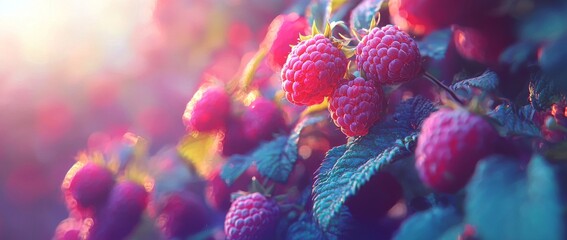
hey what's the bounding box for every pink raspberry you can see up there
[328,77,385,137]
[356,25,422,85]
[415,109,499,193]
[62,162,115,216]
[182,85,231,133]
[281,34,348,106]
[242,98,287,142]
[263,13,309,71]
[224,193,280,240]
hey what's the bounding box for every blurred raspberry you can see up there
[156,192,209,239]
[53,218,84,240]
[221,116,257,156]
[182,85,231,133]
[263,13,309,71]
[242,98,288,142]
[62,162,115,217]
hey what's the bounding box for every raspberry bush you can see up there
[53,0,567,239]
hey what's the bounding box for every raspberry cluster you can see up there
[281,24,422,137]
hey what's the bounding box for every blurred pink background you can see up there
[0,0,290,238]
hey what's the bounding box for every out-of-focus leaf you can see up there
[329,0,358,22]
[394,207,462,240]
[488,104,541,138]
[220,155,253,186]
[499,41,538,72]
[253,115,327,183]
[529,69,567,110]
[306,0,332,32]
[451,70,499,93]
[539,35,567,78]
[177,133,220,176]
[349,0,384,30]
[465,155,564,240]
[417,28,452,60]
[520,5,567,42]
[312,97,436,230]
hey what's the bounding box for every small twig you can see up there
[423,72,464,105]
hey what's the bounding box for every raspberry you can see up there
[452,17,515,66]
[281,34,348,105]
[182,85,231,133]
[156,192,209,239]
[62,162,115,215]
[53,218,83,240]
[221,116,257,156]
[88,181,148,240]
[225,193,280,240]
[345,172,403,221]
[356,25,422,85]
[415,109,499,193]
[328,77,385,137]
[389,0,500,35]
[242,98,287,142]
[263,13,309,71]
[205,166,255,211]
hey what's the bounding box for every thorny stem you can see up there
[423,72,464,105]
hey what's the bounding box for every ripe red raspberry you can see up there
[281,34,348,106]
[415,109,499,193]
[328,77,385,137]
[242,98,288,142]
[156,192,209,239]
[345,172,403,221]
[62,162,115,215]
[263,13,309,71]
[356,25,422,85]
[224,193,280,240]
[88,181,148,240]
[182,85,231,133]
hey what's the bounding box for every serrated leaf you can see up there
[306,0,332,34]
[417,28,451,60]
[488,104,541,138]
[312,97,437,229]
[451,70,499,93]
[220,155,253,186]
[465,155,564,240]
[177,133,220,176]
[286,213,326,240]
[254,115,328,183]
[394,207,462,240]
[529,69,567,110]
[349,0,384,30]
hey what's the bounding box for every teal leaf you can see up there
[488,104,541,138]
[312,97,436,229]
[451,70,499,93]
[221,155,252,186]
[394,207,462,240]
[254,115,327,183]
[349,0,384,30]
[306,0,332,33]
[529,69,567,110]
[465,155,565,240]
[417,29,452,60]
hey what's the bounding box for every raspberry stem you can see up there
[423,72,464,105]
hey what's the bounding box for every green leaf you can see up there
[220,155,253,186]
[465,155,565,240]
[254,115,328,183]
[417,29,451,60]
[529,69,567,111]
[394,207,462,240]
[306,0,332,33]
[349,0,384,30]
[312,97,436,230]
[488,104,541,138]
[451,70,499,93]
